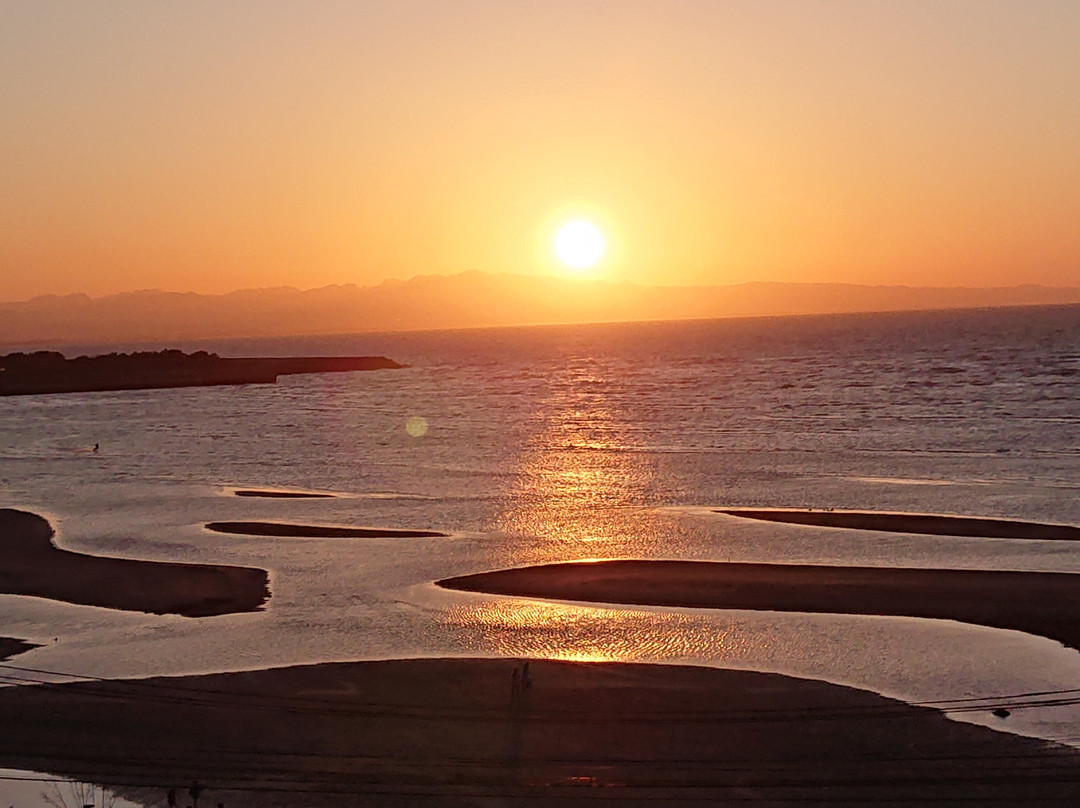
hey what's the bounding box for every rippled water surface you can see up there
[2,304,1079,746]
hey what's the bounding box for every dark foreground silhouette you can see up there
[0,509,269,616]
[1,658,1078,806]
[0,350,403,396]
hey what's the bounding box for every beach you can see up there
[439,557,1080,651]
[3,658,1080,806]
[719,508,1080,541]
[205,520,447,538]
[0,637,38,661]
[0,509,269,617]
[3,505,1080,804]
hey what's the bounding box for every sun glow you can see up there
[554,220,605,271]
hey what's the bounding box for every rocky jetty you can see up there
[0,349,403,396]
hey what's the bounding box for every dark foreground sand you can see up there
[719,508,1080,540]
[440,559,1080,651]
[1,658,1078,806]
[206,521,447,538]
[0,509,269,617]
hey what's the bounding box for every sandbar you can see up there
[0,509,269,617]
[439,559,1080,651]
[0,658,1077,806]
[0,637,38,661]
[232,489,335,499]
[719,507,1080,540]
[206,520,446,538]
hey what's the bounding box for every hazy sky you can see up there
[2,1,1078,301]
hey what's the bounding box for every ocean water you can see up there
[1,303,1079,748]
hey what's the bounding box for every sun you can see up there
[554,220,605,271]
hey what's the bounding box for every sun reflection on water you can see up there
[439,597,757,663]
[492,364,664,564]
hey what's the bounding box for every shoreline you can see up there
[439,559,1080,651]
[2,657,1079,806]
[0,509,269,617]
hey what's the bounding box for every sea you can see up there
[1,303,1079,800]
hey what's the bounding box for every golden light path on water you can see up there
[451,358,807,665]
[432,359,720,660]
[490,358,663,566]
[427,587,1080,749]
[416,359,1080,745]
[438,598,746,663]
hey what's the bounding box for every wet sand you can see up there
[0,637,38,661]
[719,507,1080,540]
[233,489,335,499]
[440,559,1080,651]
[0,509,269,617]
[206,520,447,538]
[1,658,1078,806]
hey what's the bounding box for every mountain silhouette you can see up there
[2,272,1078,345]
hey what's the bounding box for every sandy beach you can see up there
[2,657,1079,806]
[205,520,447,538]
[6,502,1080,804]
[719,508,1080,540]
[0,637,38,661]
[440,558,1080,651]
[0,509,269,617]
[232,489,335,499]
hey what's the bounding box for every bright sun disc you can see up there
[554,220,604,269]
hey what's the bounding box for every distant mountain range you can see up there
[2,271,1078,347]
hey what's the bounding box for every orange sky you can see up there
[2,1,1078,302]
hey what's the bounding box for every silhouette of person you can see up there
[511,666,521,698]
[522,660,531,690]
[188,780,203,808]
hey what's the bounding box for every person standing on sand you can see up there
[188,780,203,808]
